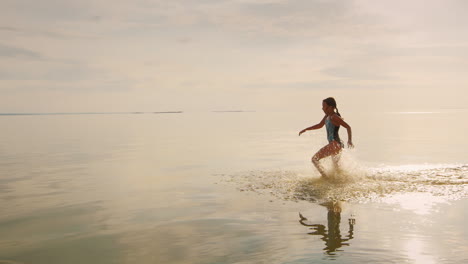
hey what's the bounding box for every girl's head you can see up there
[322,97,341,116]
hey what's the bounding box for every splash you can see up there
[222,163,468,203]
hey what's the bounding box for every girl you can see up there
[299,97,353,178]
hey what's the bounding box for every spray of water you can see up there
[221,151,468,203]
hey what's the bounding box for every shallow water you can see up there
[0,110,467,263]
[226,163,468,203]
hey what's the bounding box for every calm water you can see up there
[0,110,467,263]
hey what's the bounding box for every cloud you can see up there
[0,58,120,85]
[0,25,95,40]
[0,26,20,32]
[2,0,468,112]
[243,79,395,91]
[111,0,387,41]
[322,66,391,81]
[176,37,193,44]
[0,43,42,59]
[2,0,98,22]
[207,0,365,37]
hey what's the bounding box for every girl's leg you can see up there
[332,152,342,173]
[312,158,327,178]
[312,141,342,178]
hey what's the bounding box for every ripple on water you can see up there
[222,164,468,203]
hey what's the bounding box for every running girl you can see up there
[299,97,353,178]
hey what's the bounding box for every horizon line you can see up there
[0,110,258,116]
[0,111,184,116]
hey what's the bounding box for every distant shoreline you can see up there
[0,111,184,116]
[212,110,256,113]
[0,110,259,116]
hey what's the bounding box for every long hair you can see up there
[323,97,341,117]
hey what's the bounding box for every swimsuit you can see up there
[325,116,341,143]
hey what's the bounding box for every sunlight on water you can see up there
[404,237,436,264]
[383,193,449,215]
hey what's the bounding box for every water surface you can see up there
[0,110,467,263]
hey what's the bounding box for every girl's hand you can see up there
[299,129,305,136]
[347,141,354,148]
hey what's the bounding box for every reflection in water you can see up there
[299,201,355,256]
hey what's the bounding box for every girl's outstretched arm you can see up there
[299,116,327,136]
[332,115,354,148]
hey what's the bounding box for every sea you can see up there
[0,109,467,264]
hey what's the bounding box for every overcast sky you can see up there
[1,0,467,112]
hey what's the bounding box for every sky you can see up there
[1,0,468,113]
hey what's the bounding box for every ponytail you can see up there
[336,107,341,117]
